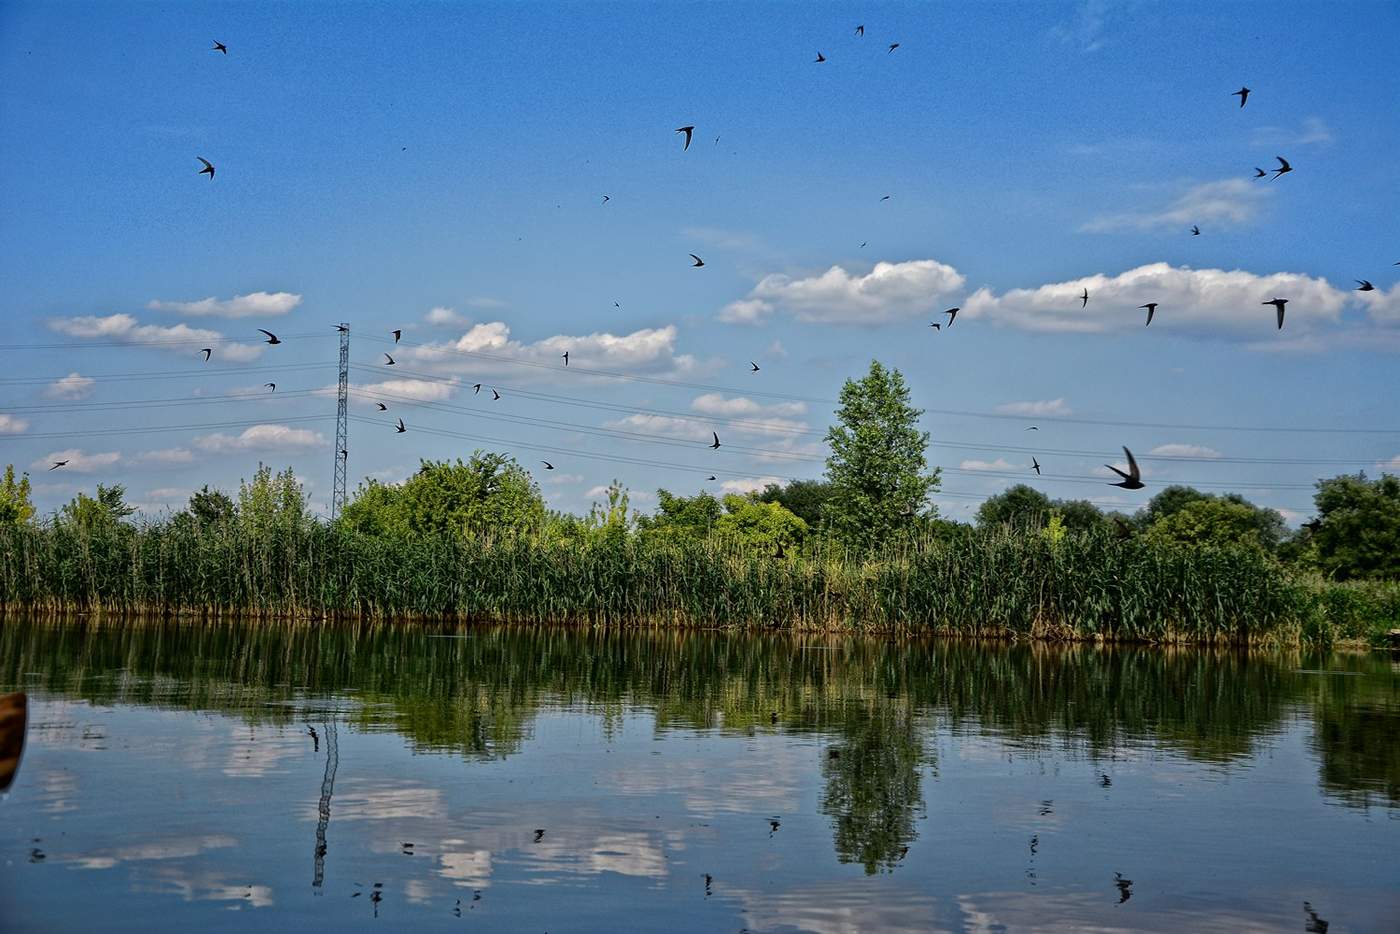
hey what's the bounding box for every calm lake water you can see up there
[0,618,1396,933]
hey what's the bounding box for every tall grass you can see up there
[0,520,1395,644]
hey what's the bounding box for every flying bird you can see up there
[335,324,349,332]
[1024,426,1039,431]
[880,194,891,201]
[689,253,705,267]
[1115,873,1133,905]
[383,353,395,365]
[257,328,280,344]
[613,301,621,307]
[392,329,401,343]
[50,460,68,470]
[1032,458,1041,476]
[945,307,959,326]
[1271,155,1292,179]
[815,51,826,62]
[212,41,227,54]
[707,475,716,481]
[1263,297,1288,329]
[602,195,610,204]
[491,389,501,400]
[395,419,406,433]
[1105,446,1145,490]
[750,361,760,372]
[1081,287,1089,308]
[888,42,900,53]
[1191,225,1200,236]
[1356,279,1374,291]
[542,461,554,470]
[1139,303,1158,326]
[855,25,864,36]
[859,241,867,248]
[562,351,569,366]
[197,156,215,179]
[1232,86,1250,107]
[929,322,941,331]
[264,382,276,392]
[200,348,212,362]
[676,125,695,151]
[339,449,348,459]
[473,384,482,395]
[376,402,387,411]
[1253,167,1267,178]
[710,432,721,450]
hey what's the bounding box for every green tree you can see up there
[1303,473,1400,580]
[1138,485,1286,549]
[582,480,633,545]
[714,495,807,551]
[755,479,836,530]
[188,485,236,527]
[57,484,135,532]
[636,490,724,546]
[823,361,940,551]
[1144,497,1275,550]
[237,465,309,539]
[338,454,545,541]
[976,484,1052,528]
[0,465,35,527]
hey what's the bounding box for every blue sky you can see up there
[1,0,1397,522]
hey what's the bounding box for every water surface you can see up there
[1,618,1397,932]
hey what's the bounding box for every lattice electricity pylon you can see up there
[332,324,350,518]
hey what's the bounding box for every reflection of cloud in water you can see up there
[68,834,238,870]
[143,867,274,909]
[730,883,940,934]
[309,781,446,821]
[438,842,493,888]
[221,725,305,778]
[38,768,79,813]
[604,743,803,816]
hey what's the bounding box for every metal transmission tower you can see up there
[332,324,350,518]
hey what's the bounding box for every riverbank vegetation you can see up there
[0,363,1396,644]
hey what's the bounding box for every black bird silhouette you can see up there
[945,307,959,326]
[750,361,760,372]
[888,42,900,53]
[768,818,781,835]
[880,194,891,201]
[929,322,941,331]
[855,25,864,36]
[1032,457,1041,476]
[859,241,867,248]
[472,383,481,395]
[376,402,387,411]
[335,324,349,332]
[533,829,546,843]
[1253,166,1267,178]
[212,41,227,54]
[602,195,610,204]
[1081,287,1089,308]
[264,382,276,392]
[392,329,401,343]
[1105,446,1145,490]
[613,301,621,307]
[257,328,280,344]
[395,419,405,433]
[676,126,695,151]
[1303,901,1329,933]
[542,461,554,470]
[1356,279,1374,291]
[1191,225,1200,236]
[1263,297,1288,329]
[200,348,212,362]
[1114,873,1133,904]
[50,460,68,470]
[815,51,826,63]
[704,873,713,896]
[339,449,347,459]
[197,156,215,180]
[706,475,716,481]
[710,432,721,450]
[689,253,705,267]
[1232,86,1250,107]
[1140,303,1158,326]
[383,353,395,365]
[562,351,569,366]
[491,389,501,401]
[1271,155,1292,179]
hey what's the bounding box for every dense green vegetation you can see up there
[1,361,1396,644]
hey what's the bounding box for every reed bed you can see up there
[0,521,1394,645]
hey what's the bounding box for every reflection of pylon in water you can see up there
[312,719,338,890]
[332,324,350,519]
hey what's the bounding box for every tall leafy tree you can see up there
[339,454,545,540]
[755,479,836,530]
[1302,473,1400,580]
[0,465,35,527]
[823,361,939,551]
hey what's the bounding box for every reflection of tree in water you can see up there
[1308,667,1400,808]
[820,701,926,874]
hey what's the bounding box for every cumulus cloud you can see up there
[962,262,1348,338]
[193,424,325,453]
[1377,455,1400,472]
[543,473,584,485]
[407,322,700,378]
[134,447,197,466]
[720,260,966,326]
[995,398,1073,417]
[425,306,468,327]
[48,314,262,362]
[603,413,708,442]
[1081,179,1270,233]
[691,393,806,419]
[719,477,785,495]
[44,373,95,400]
[147,291,302,318]
[32,449,121,472]
[1356,284,1400,327]
[1149,443,1221,459]
[0,414,29,434]
[959,458,1015,472]
[342,378,460,407]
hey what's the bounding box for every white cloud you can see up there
[1356,284,1400,327]
[995,398,1073,417]
[32,449,121,473]
[543,473,584,485]
[1081,179,1270,233]
[1149,443,1221,459]
[145,487,189,501]
[408,322,699,378]
[344,377,460,407]
[720,260,966,326]
[604,413,706,441]
[1251,116,1334,148]
[147,291,302,318]
[719,477,784,495]
[43,373,95,400]
[1377,455,1400,472]
[691,393,806,419]
[48,314,263,362]
[134,447,197,466]
[0,414,29,434]
[425,306,468,327]
[193,424,326,453]
[962,262,1348,338]
[585,485,611,498]
[766,340,788,358]
[959,458,1015,472]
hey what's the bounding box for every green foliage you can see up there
[1044,512,1067,547]
[583,480,633,545]
[1139,485,1286,548]
[58,484,135,532]
[824,360,940,551]
[1145,498,1277,551]
[0,465,35,527]
[714,495,807,551]
[977,484,1051,528]
[636,489,723,545]
[237,465,309,538]
[338,454,546,541]
[755,479,836,530]
[188,486,236,528]
[1303,473,1400,580]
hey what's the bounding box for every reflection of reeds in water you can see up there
[1,523,1396,644]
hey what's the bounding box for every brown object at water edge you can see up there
[0,692,27,793]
